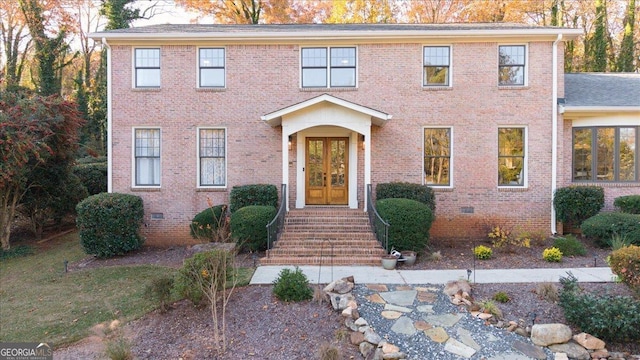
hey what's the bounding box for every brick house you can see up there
[90,24,639,249]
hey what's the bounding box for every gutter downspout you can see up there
[102,37,113,193]
[551,33,562,235]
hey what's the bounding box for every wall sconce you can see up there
[288,135,293,150]
[361,134,366,150]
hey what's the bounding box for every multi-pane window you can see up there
[134,48,160,88]
[135,129,160,186]
[199,129,226,187]
[301,47,356,88]
[423,46,450,86]
[424,128,451,186]
[199,48,225,87]
[498,45,526,86]
[498,128,525,186]
[573,127,638,182]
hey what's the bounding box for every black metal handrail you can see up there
[366,184,389,253]
[266,184,287,254]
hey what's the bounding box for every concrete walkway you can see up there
[250,266,615,285]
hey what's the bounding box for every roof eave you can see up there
[563,106,640,117]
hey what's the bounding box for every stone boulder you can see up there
[530,324,572,346]
[572,332,605,350]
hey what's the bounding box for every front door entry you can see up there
[306,137,349,205]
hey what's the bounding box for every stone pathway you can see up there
[353,283,554,360]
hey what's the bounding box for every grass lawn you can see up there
[0,232,254,348]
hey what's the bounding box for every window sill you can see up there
[498,186,529,192]
[422,86,453,91]
[300,87,357,92]
[132,88,161,92]
[131,187,161,192]
[196,187,228,192]
[196,88,226,92]
[571,181,639,188]
[430,186,454,192]
[498,86,529,90]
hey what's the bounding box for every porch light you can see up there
[288,135,292,150]
[361,135,366,150]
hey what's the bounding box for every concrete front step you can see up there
[260,255,384,266]
[267,247,386,257]
[274,240,381,248]
[283,224,372,232]
[278,232,377,240]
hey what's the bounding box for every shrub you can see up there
[73,161,107,195]
[144,276,175,313]
[190,204,229,241]
[175,250,233,305]
[553,186,604,226]
[559,272,640,342]
[104,335,132,360]
[272,267,313,302]
[552,235,587,257]
[76,193,144,258]
[614,195,640,214]
[473,245,493,260]
[230,205,276,252]
[477,299,503,318]
[318,343,340,360]
[536,282,559,302]
[487,225,531,249]
[492,291,510,303]
[229,184,278,213]
[375,198,434,252]
[581,212,640,247]
[608,245,640,291]
[542,247,563,262]
[610,233,634,251]
[376,182,436,212]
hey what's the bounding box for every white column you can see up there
[364,127,371,212]
[282,126,289,211]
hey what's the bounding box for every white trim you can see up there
[422,126,454,188]
[497,43,528,87]
[197,46,226,89]
[422,45,452,87]
[563,106,640,116]
[300,46,358,89]
[571,116,640,126]
[497,126,528,189]
[132,127,162,188]
[133,47,161,88]
[196,127,228,188]
[102,38,113,193]
[551,34,561,234]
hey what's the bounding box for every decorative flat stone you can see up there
[395,285,413,291]
[380,290,417,306]
[416,305,434,314]
[354,317,368,326]
[390,316,416,336]
[548,342,590,360]
[414,320,432,331]
[487,353,535,360]
[417,291,438,303]
[382,310,403,320]
[512,340,547,360]
[423,313,463,327]
[424,327,449,343]
[554,353,569,360]
[366,293,386,304]
[415,286,439,292]
[444,338,477,359]
[384,304,412,313]
[366,284,388,292]
[456,328,481,351]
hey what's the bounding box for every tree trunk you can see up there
[0,184,21,250]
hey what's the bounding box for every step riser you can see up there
[261,257,382,266]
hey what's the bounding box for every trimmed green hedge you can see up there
[581,212,640,247]
[614,195,640,214]
[376,182,436,212]
[190,205,228,240]
[229,184,278,213]
[230,205,276,252]
[376,198,434,253]
[76,193,144,258]
[553,186,604,226]
[73,162,107,195]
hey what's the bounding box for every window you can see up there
[199,128,226,187]
[498,45,525,86]
[301,47,356,88]
[498,128,525,186]
[573,126,638,182]
[424,128,451,186]
[134,129,160,186]
[423,46,450,86]
[134,48,160,88]
[199,48,225,88]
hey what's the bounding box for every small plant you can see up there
[0,245,34,260]
[608,245,640,291]
[492,291,510,303]
[488,226,510,246]
[610,233,633,251]
[477,299,503,319]
[143,276,175,313]
[487,225,531,250]
[430,251,442,262]
[552,235,587,257]
[536,282,559,302]
[543,247,563,262]
[318,343,341,360]
[473,245,493,260]
[272,267,313,302]
[104,334,132,360]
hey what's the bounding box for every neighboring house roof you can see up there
[564,73,640,113]
[89,23,581,42]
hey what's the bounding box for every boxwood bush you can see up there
[190,205,228,240]
[76,193,144,258]
[375,198,434,252]
[376,182,436,212]
[230,205,276,252]
[73,161,107,195]
[229,184,278,213]
[614,195,640,214]
[581,212,640,247]
[553,186,604,226]
[608,245,640,291]
[552,235,586,257]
